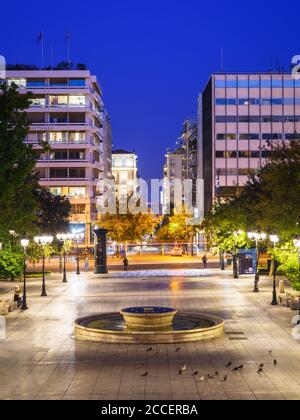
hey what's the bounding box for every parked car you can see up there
[171,246,183,257]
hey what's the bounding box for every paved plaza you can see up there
[1,270,300,400]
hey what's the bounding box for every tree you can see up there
[99,207,159,255]
[156,210,194,243]
[0,82,39,239]
[34,187,71,235]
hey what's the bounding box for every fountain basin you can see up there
[75,310,224,344]
[121,307,177,330]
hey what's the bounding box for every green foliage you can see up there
[34,187,71,235]
[0,249,23,281]
[0,82,37,239]
[156,210,194,243]
[273,243,300,291]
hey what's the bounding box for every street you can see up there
[0,269,300,400]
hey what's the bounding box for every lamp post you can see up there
[247,232,267,293]
[57,234,73,283]
[20,239,29,310]
[34,236,53,297]
[73,233,84,275]
[270,235,279,306]
[293,239,300,325]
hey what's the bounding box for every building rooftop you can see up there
[112,149,136,155]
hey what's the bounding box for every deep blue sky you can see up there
[1,0,299,180]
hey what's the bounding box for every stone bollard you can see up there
[279,280,285,294]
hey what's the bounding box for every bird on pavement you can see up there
[142,372,149,377]
[223,375,228,382]
[274,359,277,366]
[257,368,263,374]
[226,362,232,368]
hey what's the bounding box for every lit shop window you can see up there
[50,187,63,196]
[69,95,86,107]
[49,95,68,106]
[68,187,86,197]
[49,132,68,142]
[7,78,26,88]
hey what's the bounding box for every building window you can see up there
[50,168,68,178]
[69,150,85,160]
[71,204,86,214]
[69,95,86,107]
[216,134,236,140]
[50,187,63,196]
[239,134,259,140]
[49,151,68,160]
[68,187,86,197]
[49,96,68,106]
[69,168,85,178]
[69,132,85,142]
[7,78,27,88]
[49,132,68,142]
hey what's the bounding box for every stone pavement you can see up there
[0,270,300,400]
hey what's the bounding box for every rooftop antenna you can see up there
[37,31,44,68]
[66,30,71,66]
[50,44,54,69]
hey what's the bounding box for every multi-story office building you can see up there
[6,69,112,247]
[112,149,138,200]
[163,119,198,211]
[200,73,300,212]
[163,148,185,210]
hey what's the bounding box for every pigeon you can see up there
[223,375,228,382]
[207,374,215,380]
[199,376,205,382]
[257,368,263,374]
[232,365,243,372]
[215,371,219,376]
[274,359,277,366]
[142,372,149,377]
[259,363,264,369]
[193,371,199,376]
[175,347,181,352]
[226,362,232,368]
[179,365,187,375]
[147,347,153,352]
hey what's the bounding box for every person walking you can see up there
[202,253,208,269]
[123,257,129,272]
[84,258,89,273]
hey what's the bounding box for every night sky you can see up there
[1,0,299,180]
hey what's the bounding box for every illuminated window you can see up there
[68,187,86,197]
[50,187,63,196]
[49,132,68,142]
[69,132,85,142]
[69,95,86,107]
[49,95,68,106]
[7,78,26,88]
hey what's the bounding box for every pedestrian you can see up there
[84,258,89,273]
[123,257,129,272]
[202,253,208,269]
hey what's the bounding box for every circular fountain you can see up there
[75,307,224,344]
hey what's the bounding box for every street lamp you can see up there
[293,239,300,325]
[270,235,279,306]
[247,232,267,292]
[20,239,29,310]
[34,236,53,297]
[57,233,73,283]
[73,232,84,275]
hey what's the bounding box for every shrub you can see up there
[0,250,23,281]
[278,253,300,291]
